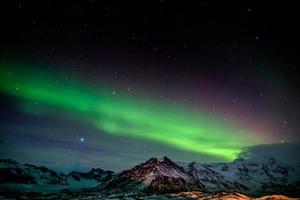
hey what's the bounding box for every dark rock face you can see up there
[145,175,198,193]
[0,168,37,184]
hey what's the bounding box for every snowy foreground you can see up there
[0,191,297,200]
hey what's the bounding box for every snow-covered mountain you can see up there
[184,161,248,192]
[0,159,67,184]
[1,157,299,197]
[96,156,201,194]
[0,159,114,187]
[96,156,299,196]
[179,157,300,196]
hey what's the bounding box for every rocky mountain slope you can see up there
[96,156,201,194]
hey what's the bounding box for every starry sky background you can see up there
[0,1,299,172]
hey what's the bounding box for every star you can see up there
[282,120,287,128]
[80,137,85,142]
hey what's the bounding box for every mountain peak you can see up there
[98,156,201,193]
[144,157,158,165]
[158,156,171,161]
[143,156,175,166]
[90,168,105,174]
[159,156,174,164]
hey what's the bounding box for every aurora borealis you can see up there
[0,1,299,172]
[0,62,262,161]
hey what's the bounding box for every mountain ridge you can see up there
[0,156,299,197]
[0,158,114,186]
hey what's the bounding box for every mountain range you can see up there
[0,156,299,199]
[0,158,113,187]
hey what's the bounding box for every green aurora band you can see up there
[0,62,262,160]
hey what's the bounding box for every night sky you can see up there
[0,1,299,172]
